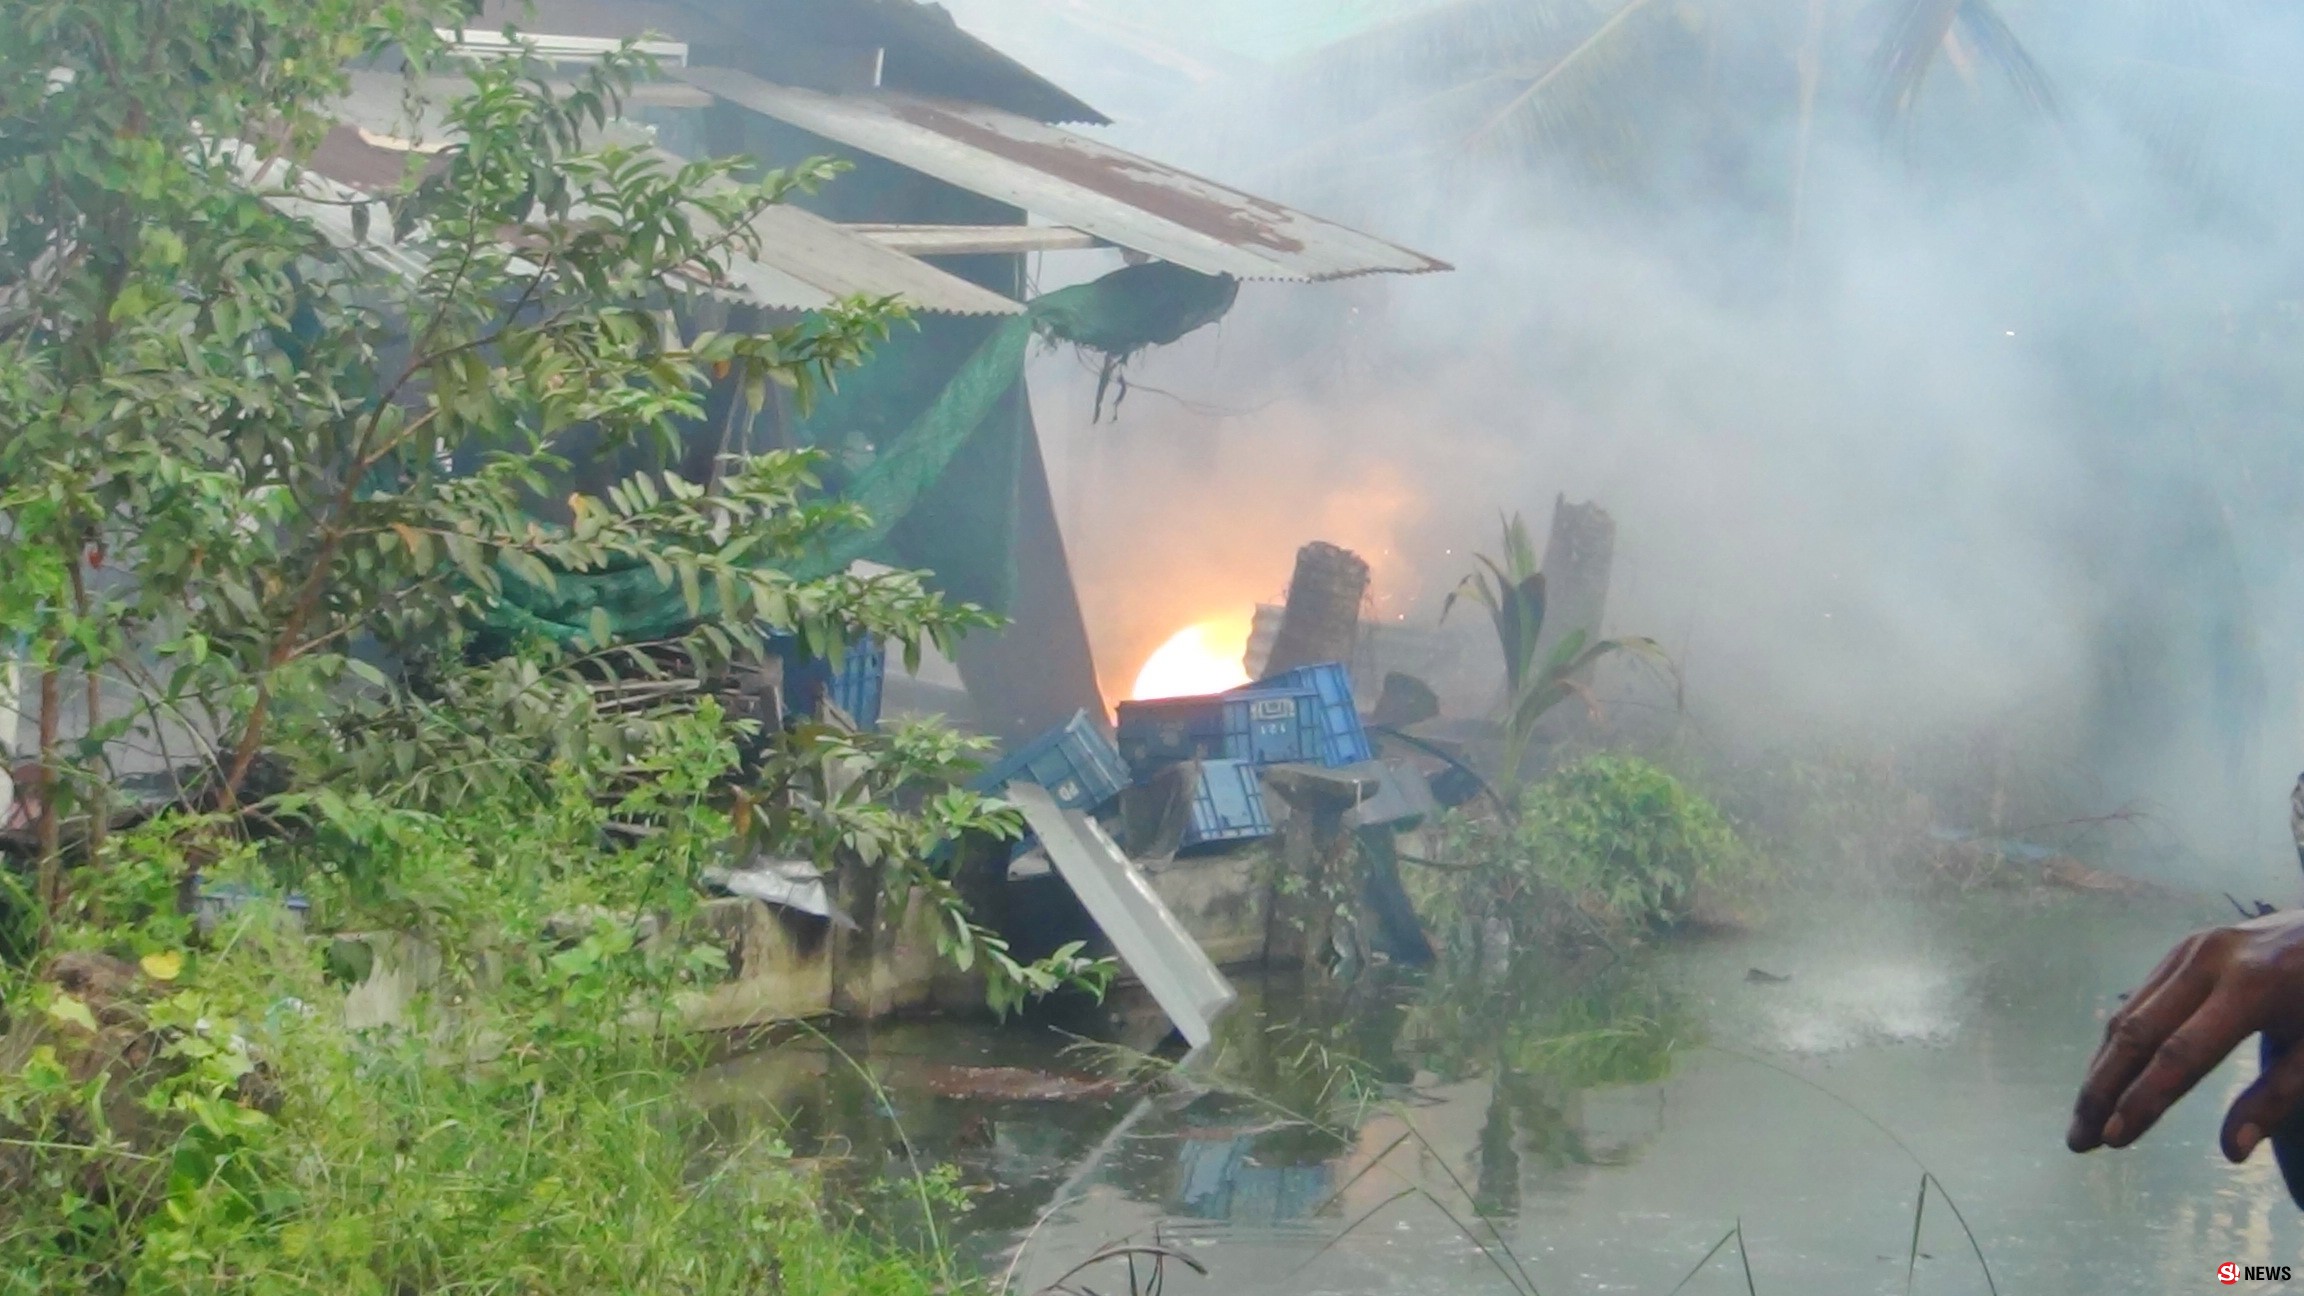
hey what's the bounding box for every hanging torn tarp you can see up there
[474,261,1236,652]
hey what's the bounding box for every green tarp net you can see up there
[477,261,1238,652]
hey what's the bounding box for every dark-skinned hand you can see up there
[2069,910,2304,1162]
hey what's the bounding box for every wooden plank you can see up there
[1007,782,1235,1047]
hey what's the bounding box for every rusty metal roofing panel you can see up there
[670,65,1449,282]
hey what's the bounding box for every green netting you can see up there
[476,261,1239,652]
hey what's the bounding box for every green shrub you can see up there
[1514,755,1744,929]
[1420,755,1747,946]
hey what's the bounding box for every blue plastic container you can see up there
[772,632,886,731]
[970,709,1128,812]
[1116,687,1322,775]
[1181,759,1273,849]
[195,882,311,932]
[1237,662,1372,767]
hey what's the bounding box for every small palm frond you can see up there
[1446,514,1551,695]
[1507,632,1666,738]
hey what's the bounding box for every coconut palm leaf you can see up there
[2088,53,2304,221]
[1956,1,2058,116]
[1870,0,1964,121]
[1282,0,1629,98]
[1871,0,2056,125]
[1461,0,1674,157]
[1232,0,1693,175]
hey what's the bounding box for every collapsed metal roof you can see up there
[672,64,1453,283]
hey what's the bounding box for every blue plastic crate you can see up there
[1237,662,1371,767]
[772,632,886,731]
[1116,687,1322,777]
[1181,759,1273,849]
[969,709,1128,812]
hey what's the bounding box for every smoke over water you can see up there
[960,0,2304,884]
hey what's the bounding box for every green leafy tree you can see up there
[0,2,1106,1288]
[0,2,973,917]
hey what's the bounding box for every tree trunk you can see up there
[826,852,883,1019]
[1530,495,1616,670]
[34,649,62,946]
[1263,542,1370,678]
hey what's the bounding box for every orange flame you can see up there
[1130,616,1252,700]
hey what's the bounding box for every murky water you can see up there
[706,889,2304,1295]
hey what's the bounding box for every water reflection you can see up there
[697,891,2304,1294]
[1173,1130,1336,1225]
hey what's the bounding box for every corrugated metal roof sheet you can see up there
[223,136,437,284]
[326,71,1021,316]
[719,204,1023,314]
[671,64,1451,282]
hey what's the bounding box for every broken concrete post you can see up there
[825,850,884,1019]
[1263,543,1370,678]
[1260,763,1382,979]
[1530,495,1616,669]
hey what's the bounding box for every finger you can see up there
[2069,935,2215,1151]
[2071,935,2207,1146]
[2081,939,2195,1073]
[2104,977,2263,1149]
[2225,1038,2304,1162]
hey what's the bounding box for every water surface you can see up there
[714,890,2297,1295]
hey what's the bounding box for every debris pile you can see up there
[974,540,1460,1008]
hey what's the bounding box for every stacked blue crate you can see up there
[1182,759,1273,849]
[1108,660,1369,853]
[771,632,886,731]
[969,709,1128,812]
[1234,662,1372,767]
[1115,687,1323,773]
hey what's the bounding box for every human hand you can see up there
[2069,910,2304,1161]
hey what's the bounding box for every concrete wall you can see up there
[341,889,991,1037]
[680,891,987,1030]
[1144,851,1279,969]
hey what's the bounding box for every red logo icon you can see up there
[2220,1262,2241,1285]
